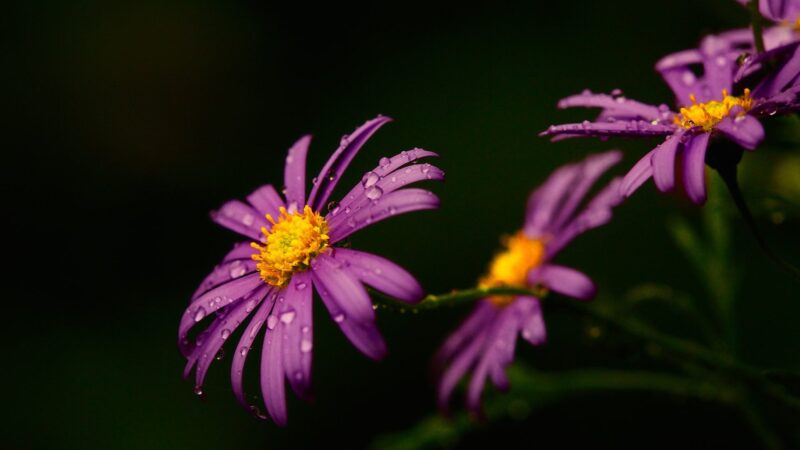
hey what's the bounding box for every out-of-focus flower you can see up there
[435,151,622,413]
[540,33,800,204]
[179,116,444,425]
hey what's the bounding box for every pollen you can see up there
[674,89,752,131]
[251,205,330,287]
[479,231,546,307]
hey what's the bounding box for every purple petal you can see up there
[307,116,393,211]
[283,135,311,208]
[329,159,444,229]
[434,301,497,367]
[540,121,676,140]
[716,115,765,150]
[333,248,425,303]
[652,132,683,192]
[329,188,440,244]
[682,133,711,205]
[547,150,622,234]
[246,184,285,219]
[310,253,375,323]
[179,274,263,353]
[221,242,258,263]
[557,92,662,120]
[524,162,581,237]
[437,328,488,410]
[699,37,735,98]
[279,272,313,400]
[185,285,268,388]
[754,42,800,98]
[620,149,656,198]
[230,288,277,410]
[529,264,596,301]
[211,200,270,240]
[548,177,623,256]
[261,314,287,426]
[191,258,257,303]
[466,307,517,412]
[513,297,546,345]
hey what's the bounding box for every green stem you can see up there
[716,163,800,281]
[750,0,767,54]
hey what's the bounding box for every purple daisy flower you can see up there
[738,0,800,22]
[540,34,800,205]
[435,151,623,413]
[179,116,444,425]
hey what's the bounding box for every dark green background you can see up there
[7,0,799,448]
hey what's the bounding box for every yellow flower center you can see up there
[674,89,752,131]
[479,231,546,307]
[251,205,330,287]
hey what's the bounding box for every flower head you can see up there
[540,32,800,204]
[435,151,622,413]
[179,116,444,425]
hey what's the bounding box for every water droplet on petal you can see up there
[300,339,313,353]
[295,281,307,290]
[379,156,391,168]
[245,299,257,313]
[267,315,279,330]
[230,263,246,279]
[194,307,207,322]
[221,329,231,340]
[365,186,383,200]
[361,171,380,188]
[239,346,249,357]
[302,326,310,333]
[280,310,296,324]
[333,313,345,323]
[193,385,204,396]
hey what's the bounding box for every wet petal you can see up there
[716,115,765,150]
[333,248,425,303]
[682,133,711,205]
[246,184,285,219]
[329,188,440,243]
[211,200,270,240]
[652,133,683,192]
[283,135,311,208]
[310,253,375,323]
[307,116,392,210]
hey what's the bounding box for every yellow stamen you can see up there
[479,231,546,307]
[673,88,753,131]
[251,205,330,287]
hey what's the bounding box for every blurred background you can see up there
[7,0,800,448]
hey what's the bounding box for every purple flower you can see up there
[540,34,800,204]
[434,151,622,413]
[179,116,444,425]
[737,0,800,22]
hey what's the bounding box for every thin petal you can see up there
[283,135,311,208]
[682,133,711,205]
[620,149,656,198]
[333,248,425,303]
[246,184,285,219]
[514,297,547,345]
[652,132,683,192]
[211,200,270,240]
[179,274,263,352]
[540,121,675,140]
[529,264,596,301]
[191,258,257,303]
[434,301,497,367]
[261,316,287,425]
[230,288,277,410]
[186,285,268,388]
[329,188,440,244]
[557,92,662,120]
[307,116,393,211]
[548,150,622,234]
[280,272,313,400]
[715,115,765,150]
[437,329,488,410]
[310,253,375,323]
